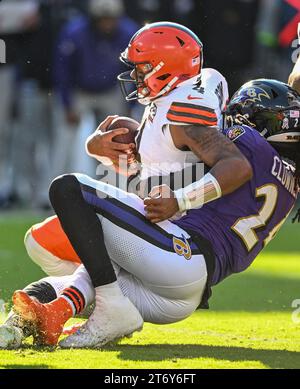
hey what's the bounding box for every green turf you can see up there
[0,213,299,369]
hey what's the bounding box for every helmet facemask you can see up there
[118,53,157,104]
[118,50,180,105]
[225,103,300,141]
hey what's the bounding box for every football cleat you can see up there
[59,294,143,349]
[0,324,23,349]
[13,290,73,346]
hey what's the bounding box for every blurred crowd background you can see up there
[0,0,299,210]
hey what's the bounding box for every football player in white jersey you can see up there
[0,22,238,349]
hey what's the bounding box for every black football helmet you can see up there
[225,79,300,162]
[225,78,300,223]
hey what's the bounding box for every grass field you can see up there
[0,212,299,369]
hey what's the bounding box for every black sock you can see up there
[24,280,57,303]
[49,174,116,287]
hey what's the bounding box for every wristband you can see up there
[174,173,222,212]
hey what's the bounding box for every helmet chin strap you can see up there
[144,61,165,81]
[138,60,182,104]
[154,76,180,98]
[137,59,198,104]
[134,62,165,105]
[138,76,180,105]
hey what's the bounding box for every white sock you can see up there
[60,265,95,314]
[95,281,124,299]
[43,275,73,295]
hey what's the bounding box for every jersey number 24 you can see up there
[231,184,290,251]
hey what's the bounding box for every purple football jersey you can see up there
[174,125,298,285]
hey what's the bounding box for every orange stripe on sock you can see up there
[63,291,80,314]
[65,288,84,311]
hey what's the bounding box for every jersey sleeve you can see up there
[166,102,218,126]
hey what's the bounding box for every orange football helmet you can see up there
[118,22,203,105]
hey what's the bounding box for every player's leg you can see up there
[4,214,83,347]
[94,220,207,323]
[57,232,206,349]
[24,215,81,276]
[68,173,207,304]
[59,219,207,348]
[48,173,140,346]
[45,173,207,348]
[12,244,205,349]
[2,266,95,348]
[12,266,95,346]
[0,275,69,349]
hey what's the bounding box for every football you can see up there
[108,116,140,144]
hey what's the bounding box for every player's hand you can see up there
[144,185,179,223]
[86,116,136,163]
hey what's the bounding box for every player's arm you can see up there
[144,124,253,223]
[288,55,300,94]
[173,124,253,195]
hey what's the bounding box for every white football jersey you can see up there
[136,68,229,180]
